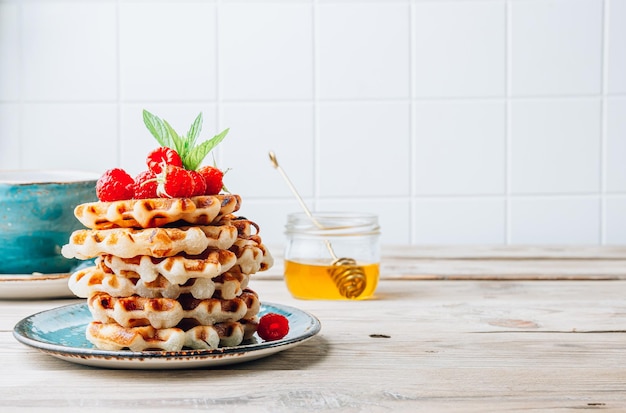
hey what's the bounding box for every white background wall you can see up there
[1,0,625,248]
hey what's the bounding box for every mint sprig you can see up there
[142,109,229,171]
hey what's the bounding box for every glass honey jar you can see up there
[283,212,381,300]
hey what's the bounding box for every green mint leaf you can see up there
[143,110,171,147]
[143,110,229,172]
[186,112,203,149]
[183,128,229,170]
[164,120,185,155]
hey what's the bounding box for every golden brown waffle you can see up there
[229,238,274,274]
[86,319,256,351]
[74,194,242,229]
[88,289,260,329]
[98,248,237,284]
[61,224,238,259]
[69,266,250,300]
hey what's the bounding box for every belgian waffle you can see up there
[86,319,257,351]
[69,266,249,300]
[74,194,242,229]
[229,238,274,274]
[61,224,239,259]
[98,248,238,284]
[88,289,260,329]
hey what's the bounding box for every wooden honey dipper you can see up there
[269,151,367,299]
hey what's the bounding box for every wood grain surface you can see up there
[1,246,626,412]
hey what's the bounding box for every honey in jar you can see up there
[283,212,381,300]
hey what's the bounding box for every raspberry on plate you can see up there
[257,313,289,341]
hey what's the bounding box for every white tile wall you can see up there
[510,197,601,244]
[607,0,626,94]
[606,98,626,192]
[605,196,626,244]
[119,3,217,101]
[1,0,625,247]
[414,101,505,195]
[509,0,603,96]
[413,1,505,98]
[219,3,313,100]
[0,3,19,101]
[317,2,409,99]
[509,98,601,194]
[20,2,117,101]
[317,102,410,197]
[413,198,506,244]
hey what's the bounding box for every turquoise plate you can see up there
[13,302,321,369]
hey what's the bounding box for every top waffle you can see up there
[74,194,242,229]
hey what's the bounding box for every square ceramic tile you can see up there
[509,0,603,96]
[120,104,218,176]
[413,1,505,98]
[318,198,411,245]
[604,196,626,244]
[21,104,117,172]
[608,0,626,94]
[509,99,601,194]
[509,197,600,244]
[20,2,117,101]
[0,104,20,169]
[412,198,506,244]
[0,4,19,101]
[119,3,217,101]
[219,103,314,198]
[317,2,410,99]
[317,102,410,197]
[219,3,313,100]
[606,98,626,192]
[414,101,505,195]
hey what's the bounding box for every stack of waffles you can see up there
[61,194,273,351]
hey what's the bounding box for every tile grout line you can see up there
[115,0,122,168]
[215,1,222,165]
[504,0,512,245]
[6,94,624,105]
[312,1,320,210]
[409,0,415,245]
[599,0,610,244]
[16,1,23,168]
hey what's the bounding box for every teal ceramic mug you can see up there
[0,170,99,274]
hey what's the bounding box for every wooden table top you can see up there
[2,245,626,412]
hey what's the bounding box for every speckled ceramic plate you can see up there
[13,302,321,369]
[0,273,73,299]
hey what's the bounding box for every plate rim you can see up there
[13,301,321,364]
[0,273,70,282]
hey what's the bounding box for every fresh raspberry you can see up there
[133,170,158,199]
[156,165,194,198]
[188,170,207,197]
[146,147,183,174]
[96,168,135,202]
[197,165,224,195]
[257,313,289,341]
